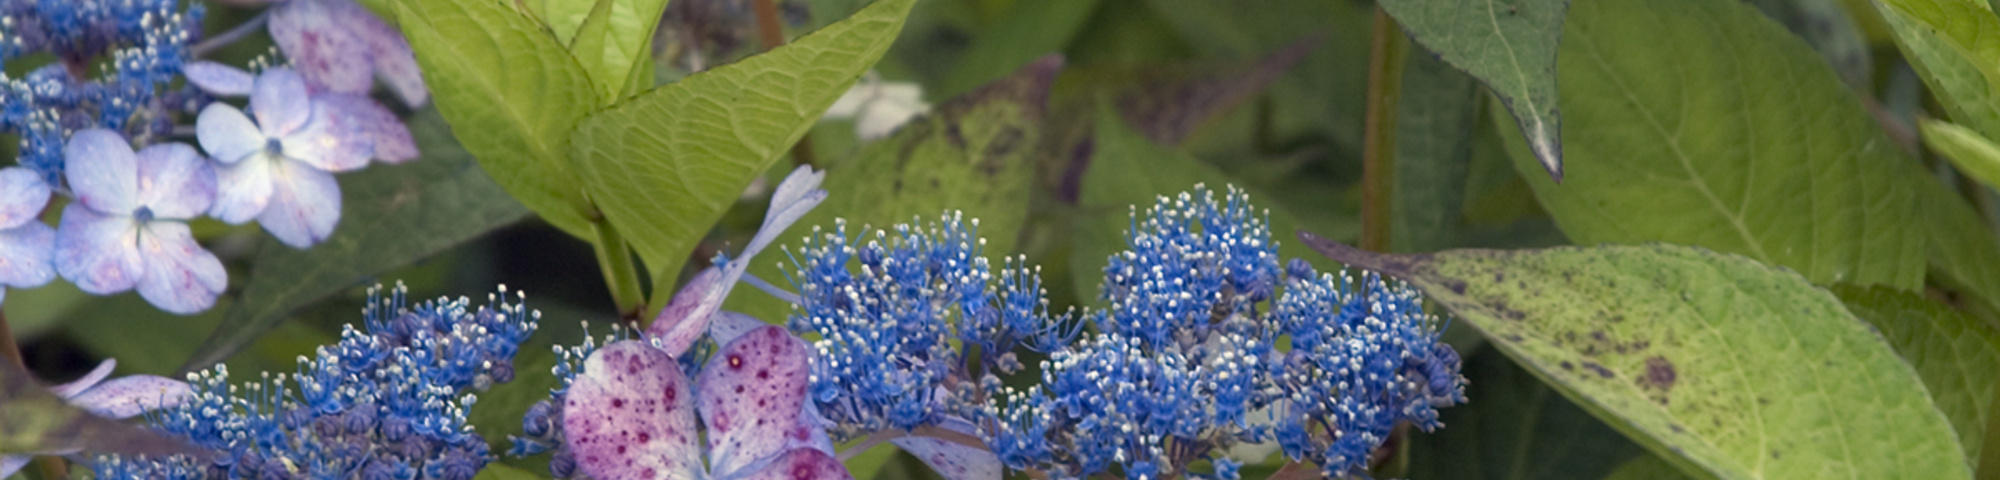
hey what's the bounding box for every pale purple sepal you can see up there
[562,341,704,480]
[285,98,375,172]
[722,448,854,480]
[269,0,428,107]
[889,416,1003,480]
[314,93,416,164]
[256,160,342,249]
[64,130,139,214]
[648,167,826,355]
[648,266,723,357]
[134,143,217,220]
[698,326,816,477]
[345,0,428,107]
[196,103,265,165]
[251,68,312,136]
[182,61,255,97]
[54,205,142,295]
[49,359,117,398]
[0,221,55,291]
[709,311,767,348]
[0,167,50,228]
[207,153,273,224]
[134,222,228,315]
[66,374,193,419]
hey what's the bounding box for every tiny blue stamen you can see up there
[132,206,153,223]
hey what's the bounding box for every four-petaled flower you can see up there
[196,67,379,248]
[0,167,56,304]
[53,129,226,315]
[0,359,192,478]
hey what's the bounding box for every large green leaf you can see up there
[473,463,550,480]
[1921,118,2000,191]
[183,111,532,370]
[1603,456,1699,480]
[938,0,1102,97]
[1391,50,1480,253]
[1407,346,1646,480]
[396,0,601,238]
[1502,0,1927,290]
[1071,112,1349,301]
[1920,182,2000,311]
[1302,236,1970,480]
[1834,284,2000,469]
[567,0,670,101]
[725,56,1058,325]
[569,0,915,311]
[1874,0,2000,139]
[1378,0,1567,180]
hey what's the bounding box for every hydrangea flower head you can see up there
[196,66,410,248]
[53,129,224,314]
[0,359,191,478]
[0,167,56,304]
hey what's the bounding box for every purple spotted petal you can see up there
[343,0,427,107]
[709,311,767,348]
[182,61,255,96]
[66,374,192,419]
[64,129,139,214]
[50,359,116,398]
[53,205,141,295]
[889,417,1002,480]
[133,143,216,220]
[135,222,227,315]
[256,160,341,248]
[724,448,854,480]
[0,167,51,229]
[698,326,816,477]
[313,93,414,164]
[269,0,373,96]
[208,154,275,224]
[0,456,27,479]
[562,341,703,480]
[250,68,313,136]
[744,166,827,260]
[648,266,723,356]
[281,95,375,172]
[0,222,56,291]
[196,103,268,165]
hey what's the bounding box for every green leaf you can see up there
[396,0,601,238]
[1378,0,1567,180]
[1391,50,1480,253]
[568,0,915,311]
[1500,0,1928,290]
[1833,284,2000,469]
[1919,182,2000,311]
[0,361,197,458]
[1301,237,1971,480]
[938,0,1102,97]
[1071,111,1350,301]
[1922,118,2000,191]
[473,463,550,480]
[1874,0,2000,139]
[538,0,598,46]
[1602,455,1699,480]
[567,0,670,102]
[1407,346,1646,480]
[724,56,1059,324]
[184,111,532,371]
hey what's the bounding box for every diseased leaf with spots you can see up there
[725,56,1056,324]
[1500,0,1927,290]
[1379,0,1567,180]
[1834,284,2000,469]
[1408,346,1646,480]
[185,110,531,371]
[1874,0,2000,139]
[396,0,601,238]
[568,0,915,313]
[1302,236,1970,480]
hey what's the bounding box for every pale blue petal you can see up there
[283,95,376,172]
[208,155,274,224]
[134,143,216,220]
[314,93,416,163]
[0,167,51,229]
[182,61,255,96]
[196,103,267,165]
[66,374,192,419]
[135,222,227,315]
[269,1,373,95]
[745,166,827,259]
[0,221,56,290]
[53,205,141,295]
[49,359,116,398]
[0,455,28,479]
[562,341,704,480]
[250,68,313,136]
[889,417,1002,480]
[63,129,139,214]
[256,160,341,248]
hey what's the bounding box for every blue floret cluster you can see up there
[90,284,540,480]
[0,0,202,180]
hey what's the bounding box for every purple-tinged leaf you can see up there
[0,358,199,459]
[562,341,703,480]
[64,374,191,419]
[648,266,723,357]
[726,447,854,480]
[0,168,51,229]
[698,326,815,477]
[49,360,117,398]
[889,417,1001,480]
[182,61,255,96]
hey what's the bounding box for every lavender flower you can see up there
[0,167,55,304]
[266,0,427,107]
[195,67,379,248]
[53,129,224,314]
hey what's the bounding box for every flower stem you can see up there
[1360,8,1407,253]
[192,10,270,58]
[590,221,647,324]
